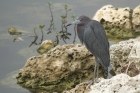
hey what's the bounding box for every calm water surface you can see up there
[0,0,139,93]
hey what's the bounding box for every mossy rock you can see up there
[37,40,57,55]
[16,44,106,93]
[101,21,135,41]
[8,27,22,35]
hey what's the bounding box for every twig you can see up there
[73,25,77,44]
[63,5,68,33]
[34,28,37,36]
[47,2,59,44]
[62,38,67,44]
[29,36,38,47]
[48,3,54,31]
[55,35,59,44]
[59,5,70,44]
[39,28,44,44]
[38,25,45,44]
[29,28,38,47]
[61,21,67,44]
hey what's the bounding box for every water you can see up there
[0,0,139,93]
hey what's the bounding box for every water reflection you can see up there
[0,70,30,93]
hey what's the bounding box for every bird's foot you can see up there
[77,80,92,90]
[85,80,94,89]
[85,78,100,89]
[78,78,101,90]
[78,81,91,86]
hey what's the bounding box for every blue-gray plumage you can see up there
[83,20,110,70]
[67,15,115,84]
[75,15,110,70]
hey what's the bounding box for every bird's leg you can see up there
[93,60,97,83]
[125,61,131,74]
[79,60,100,89]
[80,60,100,89]
[96,62,99,80]
[78,61,97,85]
[81,61,97,89]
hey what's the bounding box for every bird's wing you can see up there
[83,20,110,69]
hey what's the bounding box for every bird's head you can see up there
[67,15,91,26]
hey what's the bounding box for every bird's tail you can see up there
[109,69,116,76]
[103,69,108,79]
[103,68,116,79]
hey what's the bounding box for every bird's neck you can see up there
[77,25,85,32]
[76,25,85,44]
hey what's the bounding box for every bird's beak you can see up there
[66,19,80,27]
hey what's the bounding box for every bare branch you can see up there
[29,28,38,47]
[47,3,59,44]
[29,36,38,47]
[73,25,77,44]
[39,28,44,44]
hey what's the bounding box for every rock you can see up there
[8,27,22,35]
[89,73,140,93]
[132,5,140,32]
[93,4,140,76]
[93,5,133,39]
[37,40,57,54]
[110,37,140,76]
[63,81,92,93]
[93,5,132,28]
[63,74,140,93]
[16,44,106,93]
[128,38,140,71]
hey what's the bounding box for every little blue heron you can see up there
[67,15,115,84]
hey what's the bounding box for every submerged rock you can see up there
[37,40,57,54]
[16,44,106,92]
[110,37,140,76]
[8,27,22,35]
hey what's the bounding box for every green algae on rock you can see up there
[101,20,134,40]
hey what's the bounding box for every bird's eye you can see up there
[79,19,82,21]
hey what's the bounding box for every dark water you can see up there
[0,0,139,93]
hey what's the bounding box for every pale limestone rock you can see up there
[132,5,140,32]
[93,5,133,39]
[128,40,140,70]
[37,40,57,54]
[92,5,140,39]
[110,37,140,76]
[89,74,140,93]
[93,5,133,29]
[63,74,140,93]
